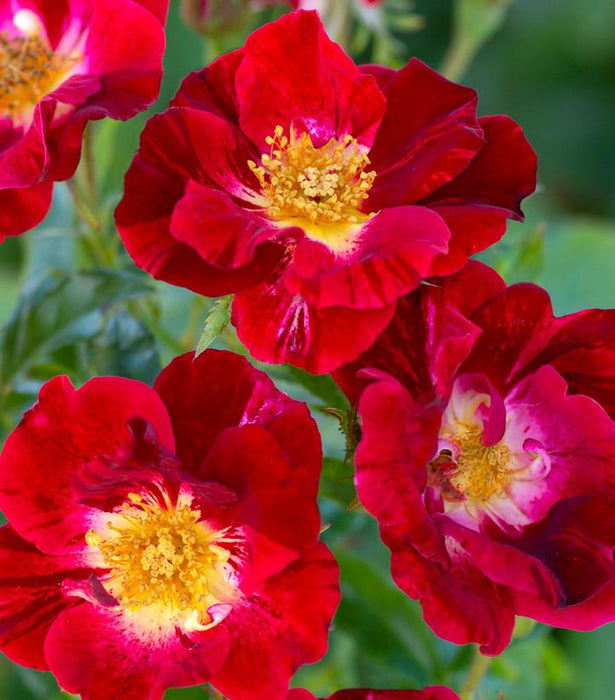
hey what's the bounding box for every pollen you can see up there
[0,18,79,120]
[248,125,376,226]
[85,493,240,629]
[431,423,512,503]
[450,423,512,502]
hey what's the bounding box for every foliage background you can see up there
[0,0,614,697]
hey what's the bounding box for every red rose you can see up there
[335,261,615,655]
[289,686,459,699]
[0,0,168,241]
[115,10,536,374]
[0,350,339,699]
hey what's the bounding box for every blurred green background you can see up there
[1,0,615,697]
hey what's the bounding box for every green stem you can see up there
[441,0,515,82]
[459,648,492,700]
[180,296,208,349]
[82,124,98,209]
[440,35,476,83]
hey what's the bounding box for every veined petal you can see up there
[235,10,386,150]
[285,206,450,310]
[0,375,174,555]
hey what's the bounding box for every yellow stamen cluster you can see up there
[248,125,376,225]
[85,493,238,628]
[447,423,512,502]
[0,31,77,118]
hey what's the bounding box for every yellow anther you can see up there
[85,498,239,629]
[0,22,79,120]
[249,126,376,227]
[447,423,512,502]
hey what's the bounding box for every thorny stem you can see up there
[459,647,492,700]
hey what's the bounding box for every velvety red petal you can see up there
[514,581,615,632]
[171,49,243,123]
[132,0,169,23]
[211,543,340,700]
[0,525,88,671]
[359,63,398,92]
[354,376,445,560]
[81,0,166,119]
[116,108,280,296]
[0,179,53,240]
[154,349,319,475]
[42,77,100,181]
[366,59,484,209]
[456,280,615,421]
[170,180,281,269]
[44,600,230,699]
[390,541,515,655]
[425,116,537,275]
[429,204,511,277]
[438,520,563,606]
[285,206,450,310]
[427,260,507,324]
[424,115,537,214]
[235,11,386,150]
[0,375,174,555]
[333,263,491,404]
[0,102,51,188]
[233,274,396,373]
[495,493,615,610]
[459,283,553,392]
[199,424,321,589]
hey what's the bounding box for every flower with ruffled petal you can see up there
[289,686,459,699]
[0,349,339,699]
[335,261,615,655]
[0,0,168,241]
[115,10,536,374]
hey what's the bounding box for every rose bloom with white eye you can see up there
[0,350,339,699]
[0,0,168,241]
[335,260,615,656]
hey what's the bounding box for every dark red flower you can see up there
[335,262,615,654]
[0,0,168,241]
[0,350,339,699]
[115,10,535,374]
[289,686,459,699]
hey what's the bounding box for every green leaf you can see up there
[319,457,357,507]
[333,551,441,687]
[89,311,161,385]
[0,268,152,386]
[285,366,349,409]
[195,296,233,356]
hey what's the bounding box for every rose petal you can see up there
[235,10,385,150]
[233,273,396,373]
[44,600,230,699]
[211,542,340,700]
[285,206,450,310]
[0,375,174,555]
[366,58,484,209]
